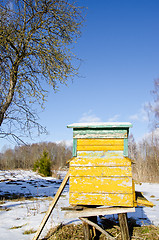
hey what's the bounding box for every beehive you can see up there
[67,122,136,207]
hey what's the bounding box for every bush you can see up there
[33,150,51,176]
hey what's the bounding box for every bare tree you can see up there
[0,0,84,143]
[149,79,159,128]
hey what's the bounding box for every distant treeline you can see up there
[129,133,159,183]
[0,142,72,170]
[1,134,159,183]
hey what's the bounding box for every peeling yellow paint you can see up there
[69,193,134,206]
[70,156,132,167]
[69,166,132,177]
[77,139,124,151]
[77,151,124,158]
[77,139,124,146]
[70,177,133,194]
[68,126,134,207]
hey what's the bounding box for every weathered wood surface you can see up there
[77,139,124,146]
[69,148,133,206]
[123,138,128,157]
[32,171,69,240]
[69,166,132,177]
[64,207,135,218]
[78,150,124,158]
[136,191,154,207]
[118,213,130,240]
[70,177,133,193]
[77,139,124,151]
[61,205,84,211]
[80,217,115,240]
[69,149,133,206]
[82,216,99,240]
[73,138,77,157]
[73,129,128,139]
[82,221,91,240]
[70,154,132,167]
[69,122,133,207]
[69,193,134,206]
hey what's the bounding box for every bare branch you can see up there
[0,0,84,143]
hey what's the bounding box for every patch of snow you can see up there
[130,183,159,226]
[0,170,72,240]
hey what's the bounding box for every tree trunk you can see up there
[0,65,18,126]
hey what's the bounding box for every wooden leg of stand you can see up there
[83,220,91,240]
[118,213,130,240]
[82,216,99,240]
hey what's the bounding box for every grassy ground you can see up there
[43,219,159,240]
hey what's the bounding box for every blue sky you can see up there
[1,0,159,150]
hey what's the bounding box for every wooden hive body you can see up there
[67,122,135,207]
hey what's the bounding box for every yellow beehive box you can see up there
[67,122,135,207]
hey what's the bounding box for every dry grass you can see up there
[131,225,159,240]
[10,224,27,230]
[23,228,37,235]
[42,220,159,240]
[43,224,84,240]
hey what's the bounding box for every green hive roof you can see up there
[67,122,132,129]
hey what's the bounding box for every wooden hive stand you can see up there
[63,204,135,240]
[66,122,153,240]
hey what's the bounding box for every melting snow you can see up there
[0,170,159,240]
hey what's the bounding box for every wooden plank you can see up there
[77,145,124,151]
[70,156,132,167]
[32,171,69,240]
[61,206,85,211]
[77,139,124,146]
[77,139,124,151]
[73,129,128,139]
[118,213,130,240]
[73,138,77,157]
[64,207,135,219]
[70,177,133,193]
[77,150,124,158]
[69,166,132,177]
[123,138,128,157]
[75,133,126,139]
[132,180,137,207]
[136,191,154,207]
[69,193,134,206]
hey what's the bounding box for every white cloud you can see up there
[78,110,101,123]
[129,104,149,122]
[108,114,120,122]
[56,140,73,147]
[129,114,139,120]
